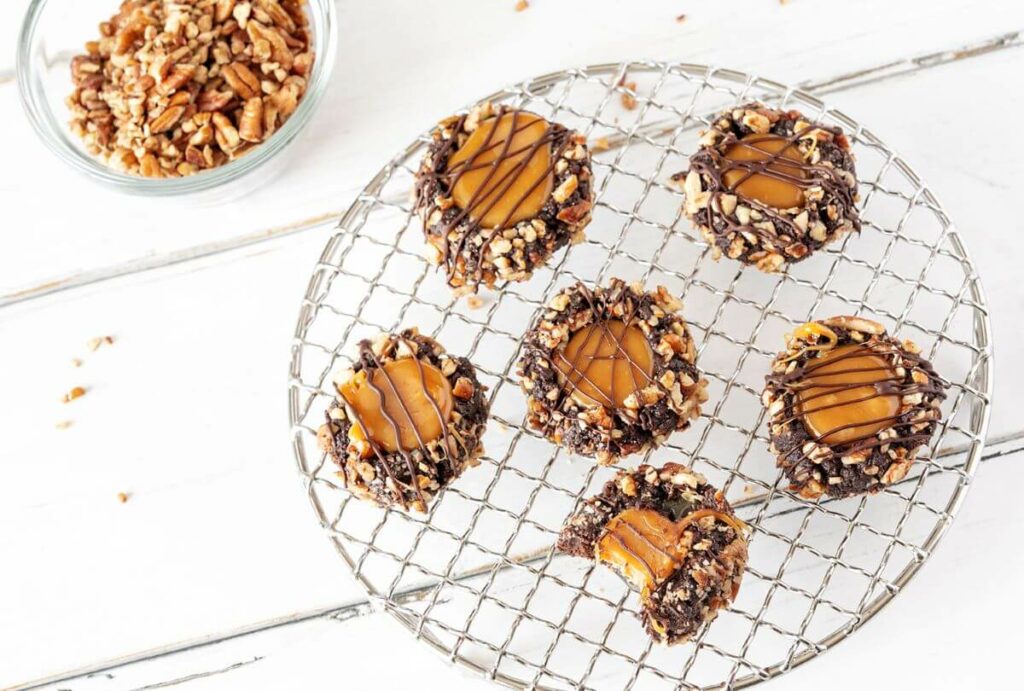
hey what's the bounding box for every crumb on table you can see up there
[618,77,638,110]
[87,335,115,351]
[62,386,87,403]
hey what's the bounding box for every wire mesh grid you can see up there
[287,62,992,690]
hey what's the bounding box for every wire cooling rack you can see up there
[287,62,992,690]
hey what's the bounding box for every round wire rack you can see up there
[288,62,992,690]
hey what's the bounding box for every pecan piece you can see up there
[247,20,293,69]
[257,0,296,32]
[239,97,264,142]
[556,201,592,225]
[198,89,235,112]
[221,62,261,99]
[212,112,242,151]
[150,105,186,134]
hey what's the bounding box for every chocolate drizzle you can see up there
[678,105,861,269]
[414,106,581,289]
[342,337,456,511]
[557,463,747,644]
[691,124,857,242]
[518,280,706,461]
[554,285,656,409]
[765,322,949,498]
[773,342,943,465]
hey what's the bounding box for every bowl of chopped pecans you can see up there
[16,0,336,196]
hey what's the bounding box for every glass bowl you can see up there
[16,0,337,198]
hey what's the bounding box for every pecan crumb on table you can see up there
[87,335,114,351]
[62,386,87,404]
[618,77,638,110]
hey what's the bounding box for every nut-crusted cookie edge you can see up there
[318,328,489,512]
[672,102,860,272]
[517,279,707,463]
[557,463,748,645]
[763,316,947,499]
[414,102,595,294]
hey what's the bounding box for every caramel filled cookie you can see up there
[763,316,947,499]
[318,329,489,512]
[557,464,748,644]
[673,103,859,272]
[517,280,707,463]
[414,102,594,293]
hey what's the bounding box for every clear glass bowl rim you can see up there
[15,0,337,196]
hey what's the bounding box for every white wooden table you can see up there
[1,1,1021,688]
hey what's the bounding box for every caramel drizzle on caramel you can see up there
[554,285,657,410]
[416,108,569,289]
[689,121,859,244]
[342,338,456,510]
[770,341,945,466]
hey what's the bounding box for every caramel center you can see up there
[723,134,807,209]
[596,508,688,591]
[448,111,553,229]
[554,320,654,408]
[340,358,454,453]
[797,344,900,446]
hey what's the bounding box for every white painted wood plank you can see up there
[0,231,353,686]
[3,0,1024,298]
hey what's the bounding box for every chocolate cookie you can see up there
[318,329,489,512]
[673,102,859,272]
[414,102,594,294]
[763,316,947,499]
[557,463,748,645]
[517,280,707,464]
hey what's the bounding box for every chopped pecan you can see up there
[239,97,264,142]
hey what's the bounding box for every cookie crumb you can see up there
[88,335,115,351]
[56,420,73,430]
[618,77,638,110]
[515,0,529,10]
[591,137,611,152]
[676,13,687,22]
[466,295,485,310]
[117,492,130,504]
[71,358,83,368]
[62,386,87,403]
